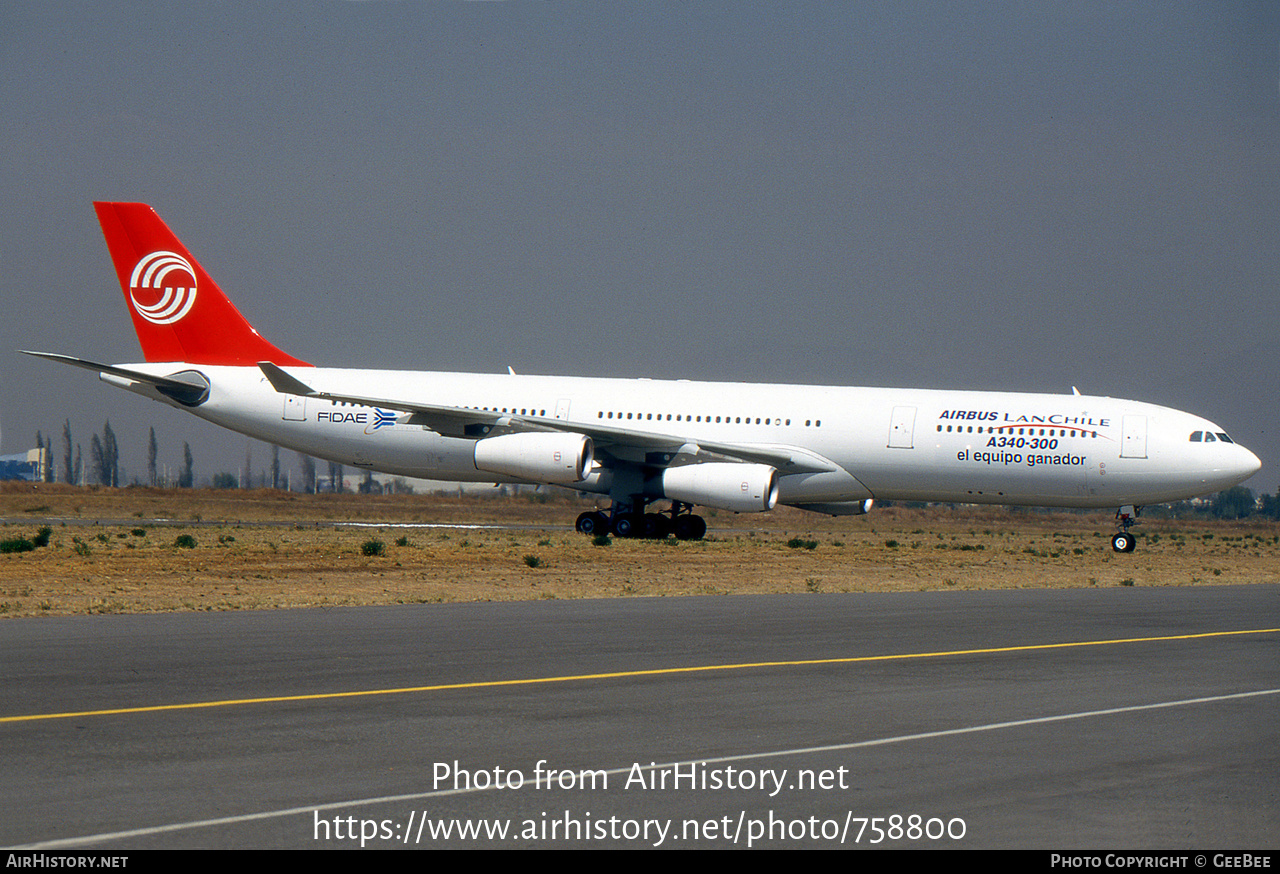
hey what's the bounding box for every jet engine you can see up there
[660,463,779,513]
[473,432,594,485]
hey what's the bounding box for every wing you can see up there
[257,362,838,475]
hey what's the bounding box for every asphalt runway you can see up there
[2,585,1276,849]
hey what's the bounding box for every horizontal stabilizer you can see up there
[22,351,210,406]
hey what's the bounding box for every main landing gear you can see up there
[1111,505,1141,553]
[576,499,707,541]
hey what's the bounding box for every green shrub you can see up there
[361,539,385,557]
[174,534,197,549]
[523,554,543,568]
[0,538,34,554]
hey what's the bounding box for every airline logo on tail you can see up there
[128,251,198,325]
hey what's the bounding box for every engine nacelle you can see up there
[660,463,779,513]
[473,432,594,485]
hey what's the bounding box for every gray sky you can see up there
[2,2,1277,494]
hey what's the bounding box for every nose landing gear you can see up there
[1111,505,1140,553]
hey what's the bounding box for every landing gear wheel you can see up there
[576,511,609,536]
[643,513,671,540]
[612,513,645,539]
[673,514,707,541]
[1111,532,1135,553]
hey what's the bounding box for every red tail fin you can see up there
[94,202,311,366]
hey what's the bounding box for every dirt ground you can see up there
[0,483,1276,618]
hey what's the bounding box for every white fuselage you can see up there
[108,363,1261,510]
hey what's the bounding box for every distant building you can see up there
[0,448,45,481]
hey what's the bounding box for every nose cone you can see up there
[1235,445,1263,482]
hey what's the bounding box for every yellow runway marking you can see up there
[4,627,1275,724]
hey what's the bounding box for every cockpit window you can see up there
[1190,430,1235,444]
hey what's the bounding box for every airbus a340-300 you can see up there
[25,203,1261,552]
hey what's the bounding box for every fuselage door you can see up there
[1120,415,1148,459]
[283,394,307,421]
[888,406,916,449]
[555,398,572,420]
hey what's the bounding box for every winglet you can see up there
[258,361,316,396]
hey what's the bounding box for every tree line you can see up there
[31,420,341,492]
[35,420,203,490]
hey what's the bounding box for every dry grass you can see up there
[1,483,1276,618]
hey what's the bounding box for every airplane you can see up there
[24,202,1261,553]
